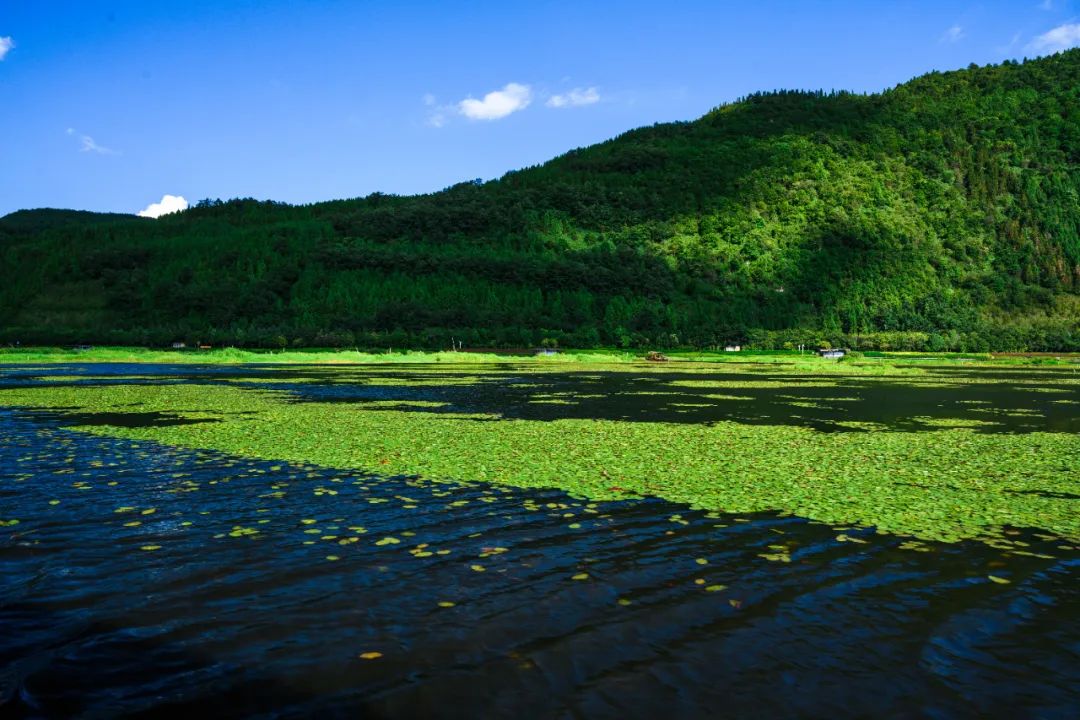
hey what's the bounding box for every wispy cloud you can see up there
[137,194,189,218]
[80,135,115,154]
[941,25,965,43]
[1027,22,1080,53]
[0,36,13,61]
[67,127,117,155]
[546,87,600,108]
[421,93,449,127]
[458,83,532,121]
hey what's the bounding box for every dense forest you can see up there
[2,51,1080,351]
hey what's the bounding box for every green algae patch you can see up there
[1,362,1079,544]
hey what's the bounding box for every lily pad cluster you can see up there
[1,358,1078,544]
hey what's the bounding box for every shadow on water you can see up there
[3,361,1079,434]
[1005,488,1080,500]
[0,613,320,719]
[1,407,1079,718]
[18,410,219,429]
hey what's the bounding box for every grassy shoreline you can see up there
[1,345,1077,366]
[0,346,634,365]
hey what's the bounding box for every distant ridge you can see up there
[0,208,147,235]
[2,51,1079,351]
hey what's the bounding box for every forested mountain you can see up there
[3,51,1080,351]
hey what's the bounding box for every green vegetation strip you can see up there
[2,362,1079,544]
[2,346,1073,367]
[0,346,634,365]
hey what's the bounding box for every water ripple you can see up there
[0,408,1078,718]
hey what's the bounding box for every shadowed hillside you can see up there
[2,52,1079,350]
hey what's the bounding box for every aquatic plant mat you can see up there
[1,360,1079,543]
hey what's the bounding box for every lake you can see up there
[1,362,1078,718]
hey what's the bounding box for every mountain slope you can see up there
[2,51,1079,350]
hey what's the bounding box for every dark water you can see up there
[1,365,1079,718]
[3,360,1080,433]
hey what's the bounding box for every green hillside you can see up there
[3,52,1079,351]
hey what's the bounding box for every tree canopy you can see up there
[2,51,1079,351]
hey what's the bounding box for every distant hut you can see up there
[645,351,670,362]
[171,342,187,349]
[724,344,742,352]
[818,348,846,359]
[534,348,560,357]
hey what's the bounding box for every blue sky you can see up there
[2,0,1079,217]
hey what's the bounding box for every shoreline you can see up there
[2,346,1079,366]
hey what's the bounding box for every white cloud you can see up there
[1028,23,1080,53]
[942,25,965,43]
[80,135,115,154]
[546,87,601,108]
[458,82,532,120]
[137,194,189,218]
[1039,0,1054,10]
[0,37,13,61]
[67,127,116,154]
[422,93,436,106]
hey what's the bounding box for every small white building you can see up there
[724,344,741,352]
[171,342,187,349]
[818,348,846,359]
